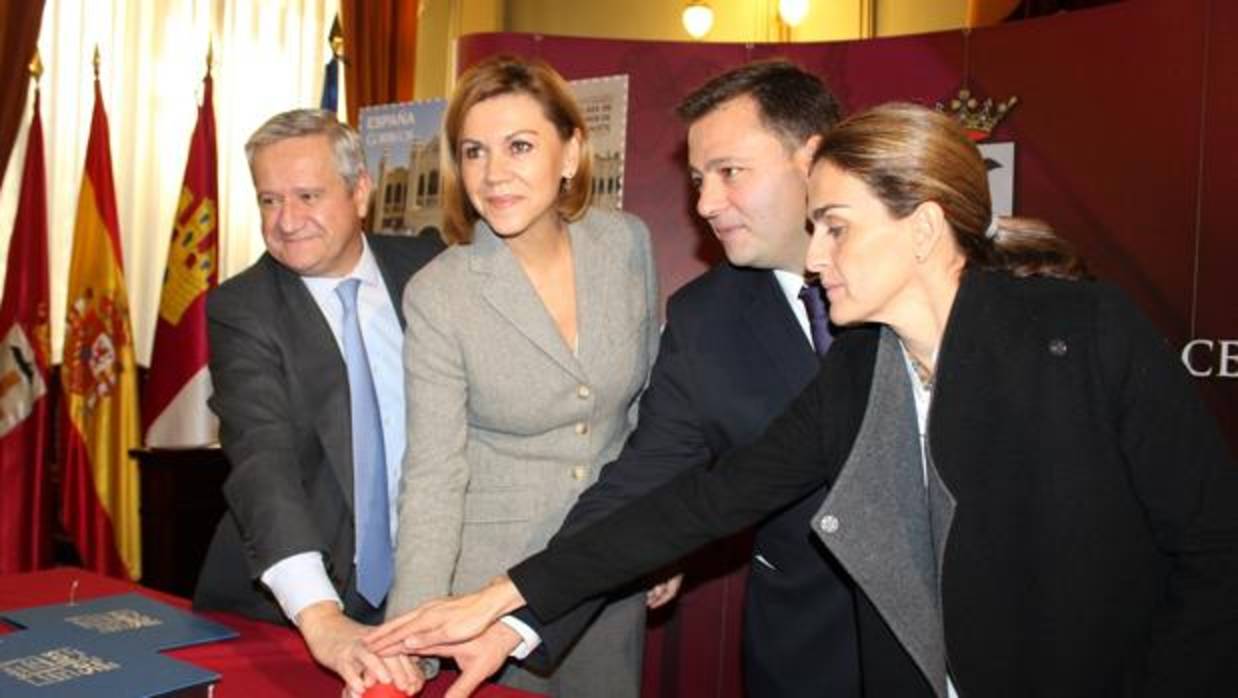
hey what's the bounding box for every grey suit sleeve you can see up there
[207,291,327,578]
[388,269,471,618]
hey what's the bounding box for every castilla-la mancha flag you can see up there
[0,88,53,574]
[61,77,142,580]
[143,71,218,447]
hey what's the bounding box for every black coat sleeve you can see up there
[1095,286,1238,694]
[522,297,721,666]
[509,327,877,623]
[559,319,716,535]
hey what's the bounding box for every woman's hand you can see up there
[366,576,527,656]
[646,573,684,610]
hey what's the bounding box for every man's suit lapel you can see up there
[370,236,410,328]
[812,327,954,698]
[271,258,355,512]
[742,270,819,391]
[471,221,586,381]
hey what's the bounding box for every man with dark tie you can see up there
[192,109,441,694]
[435,61,862,698]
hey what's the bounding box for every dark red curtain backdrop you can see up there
[1196,0,1238,458]
[340,0,417,127]
[0,1,46,177]
[459,1,1236,695]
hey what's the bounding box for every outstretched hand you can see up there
[366,576,527,656]
[297,601,425,696]
[420,622,523,698]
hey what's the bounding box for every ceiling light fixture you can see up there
[682,2,714,40]
[778,0,810,28]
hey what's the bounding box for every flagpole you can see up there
[61,41,144,580]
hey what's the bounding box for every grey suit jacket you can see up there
[195,234,442,623]
[387,208,659,616]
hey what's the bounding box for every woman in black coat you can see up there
[369,103,1238,698]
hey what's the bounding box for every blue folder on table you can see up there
[0,593,237,697]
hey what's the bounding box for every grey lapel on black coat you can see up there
[811,327,956,697]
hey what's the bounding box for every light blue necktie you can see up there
[335,278,393,607]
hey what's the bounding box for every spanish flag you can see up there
[0,84,52,574]
[60,73,142,580]
[143,68,218,448]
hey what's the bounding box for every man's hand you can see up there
[419,622,522,698]
[367,576,526,656]
[646,573,684,610]
[297,601,425,696]
[347,655,431,698]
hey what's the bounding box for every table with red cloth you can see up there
[0,567,540,697]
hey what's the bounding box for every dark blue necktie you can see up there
[798,284,833,357]
[335,278,393,607]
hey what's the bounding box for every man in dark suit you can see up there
[435,62,862,698]
[192,109,440,694]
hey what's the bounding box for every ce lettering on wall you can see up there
[1182,340,1238,379]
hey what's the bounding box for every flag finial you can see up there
[206,41,213,76]
[29,50,43,82]
[329,13,344,58]
[93,45,101,79]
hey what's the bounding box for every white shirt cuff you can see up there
[499,614,542,659]
[259,551,342,624]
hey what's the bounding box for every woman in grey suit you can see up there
[385,56,659,697]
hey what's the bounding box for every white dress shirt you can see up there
[772,269,814,347]
[260,238,406,623]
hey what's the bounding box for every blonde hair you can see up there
[441,55,592,244]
